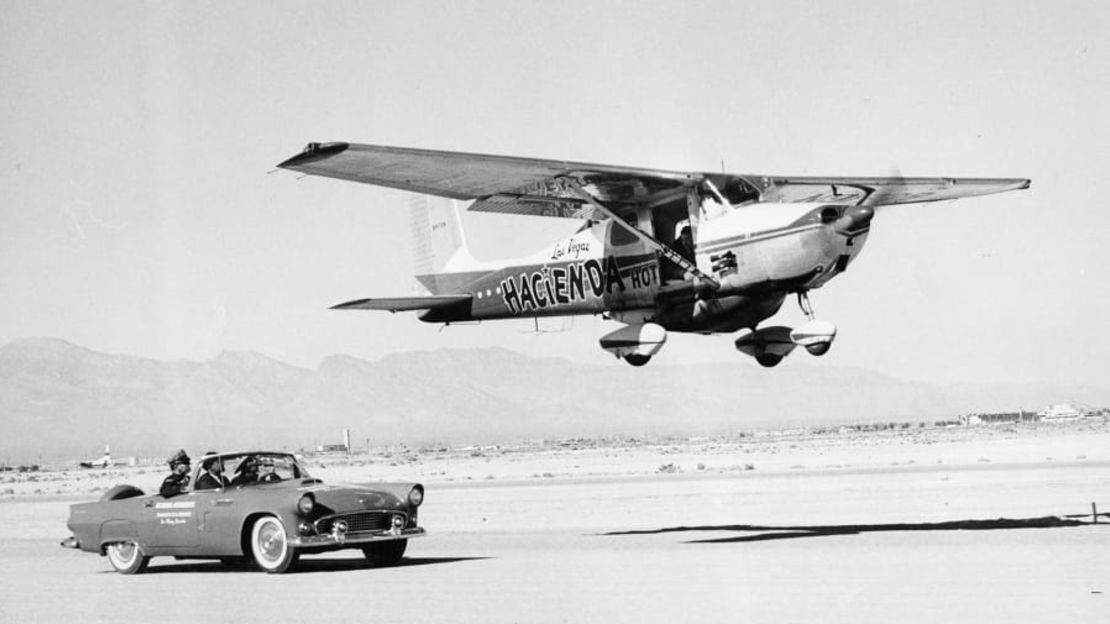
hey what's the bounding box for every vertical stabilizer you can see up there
[409,194,476,294]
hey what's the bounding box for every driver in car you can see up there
[257,457,282,483]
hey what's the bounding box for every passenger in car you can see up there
[159,449,191,498]
[257,457,282,483]
[230,456,259,486]
[195,455,231,490]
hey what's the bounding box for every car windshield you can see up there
[215,453,308,487]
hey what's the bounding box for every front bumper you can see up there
[290,526,426,548]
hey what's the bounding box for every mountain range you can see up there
[1,337,1106,463]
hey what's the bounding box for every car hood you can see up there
[300,483,407,513]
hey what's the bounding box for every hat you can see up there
[167,449,190,467]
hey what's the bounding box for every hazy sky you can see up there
[2,0,1107,386]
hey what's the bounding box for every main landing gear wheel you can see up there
[755,354,783,368]
[250,516,299,573]
[362,539,408,566]
[623,354,651,367]
[106,540,150,575]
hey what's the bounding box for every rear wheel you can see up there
[106,540,149,575]
[361,539,407,566]
[250,516,298,573]
[623,354,650,367]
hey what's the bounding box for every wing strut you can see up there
[561,178,720,291]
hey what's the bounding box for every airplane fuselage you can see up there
[417,201,872,334]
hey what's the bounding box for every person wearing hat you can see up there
[195,453,231,490]
[159,449,191,498]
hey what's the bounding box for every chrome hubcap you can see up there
[257,522,284,561]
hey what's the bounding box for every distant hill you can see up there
[1,337,1106,463]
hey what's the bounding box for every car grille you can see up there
[315,511,399,534]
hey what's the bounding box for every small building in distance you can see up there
[961,410,1038,425]
[1038,402,1092,421]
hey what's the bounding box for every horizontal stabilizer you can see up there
[330,295,472,313]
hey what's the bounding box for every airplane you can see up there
[278,142,1029,367]
[78,445,113,469]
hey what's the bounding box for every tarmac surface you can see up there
[3,461,1108,623]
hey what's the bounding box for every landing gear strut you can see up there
[797,291,815,320]
[791,290,836,356]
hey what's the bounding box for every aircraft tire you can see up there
[756,354,783,368]
[623,354,651,367]
[806,343,831,356]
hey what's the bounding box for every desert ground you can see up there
[2,421,1108,623]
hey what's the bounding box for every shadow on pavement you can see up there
[138,556,489,574]
[602,516,1102,544]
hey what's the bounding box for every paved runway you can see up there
[3,463,1108,623]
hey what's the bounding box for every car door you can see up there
[139,491,201,555]
[192,483,245,555]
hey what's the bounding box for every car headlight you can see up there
[408,486,423,507]
[297,494,315,515]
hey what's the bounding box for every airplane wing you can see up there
[330,294,472,312]
[753,175,1031,206]
[277,142,709,222]
[278,142,1029,221]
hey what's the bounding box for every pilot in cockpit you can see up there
[674,225,695,263]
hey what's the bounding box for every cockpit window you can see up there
[608,219,640,247]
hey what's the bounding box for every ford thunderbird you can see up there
[61,451,425,574]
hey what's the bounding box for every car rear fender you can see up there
[99,520,140,554]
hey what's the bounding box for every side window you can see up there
[608,220,640,247]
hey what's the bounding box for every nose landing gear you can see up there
[734,291,838,367]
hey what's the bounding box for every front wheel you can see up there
[106,540,149,575]
[362,539,407,566]
[250,516,298,573]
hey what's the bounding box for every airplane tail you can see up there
[409,194,478,295]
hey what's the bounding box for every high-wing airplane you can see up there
[78,445,113,469]
[279,142,1029,367]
